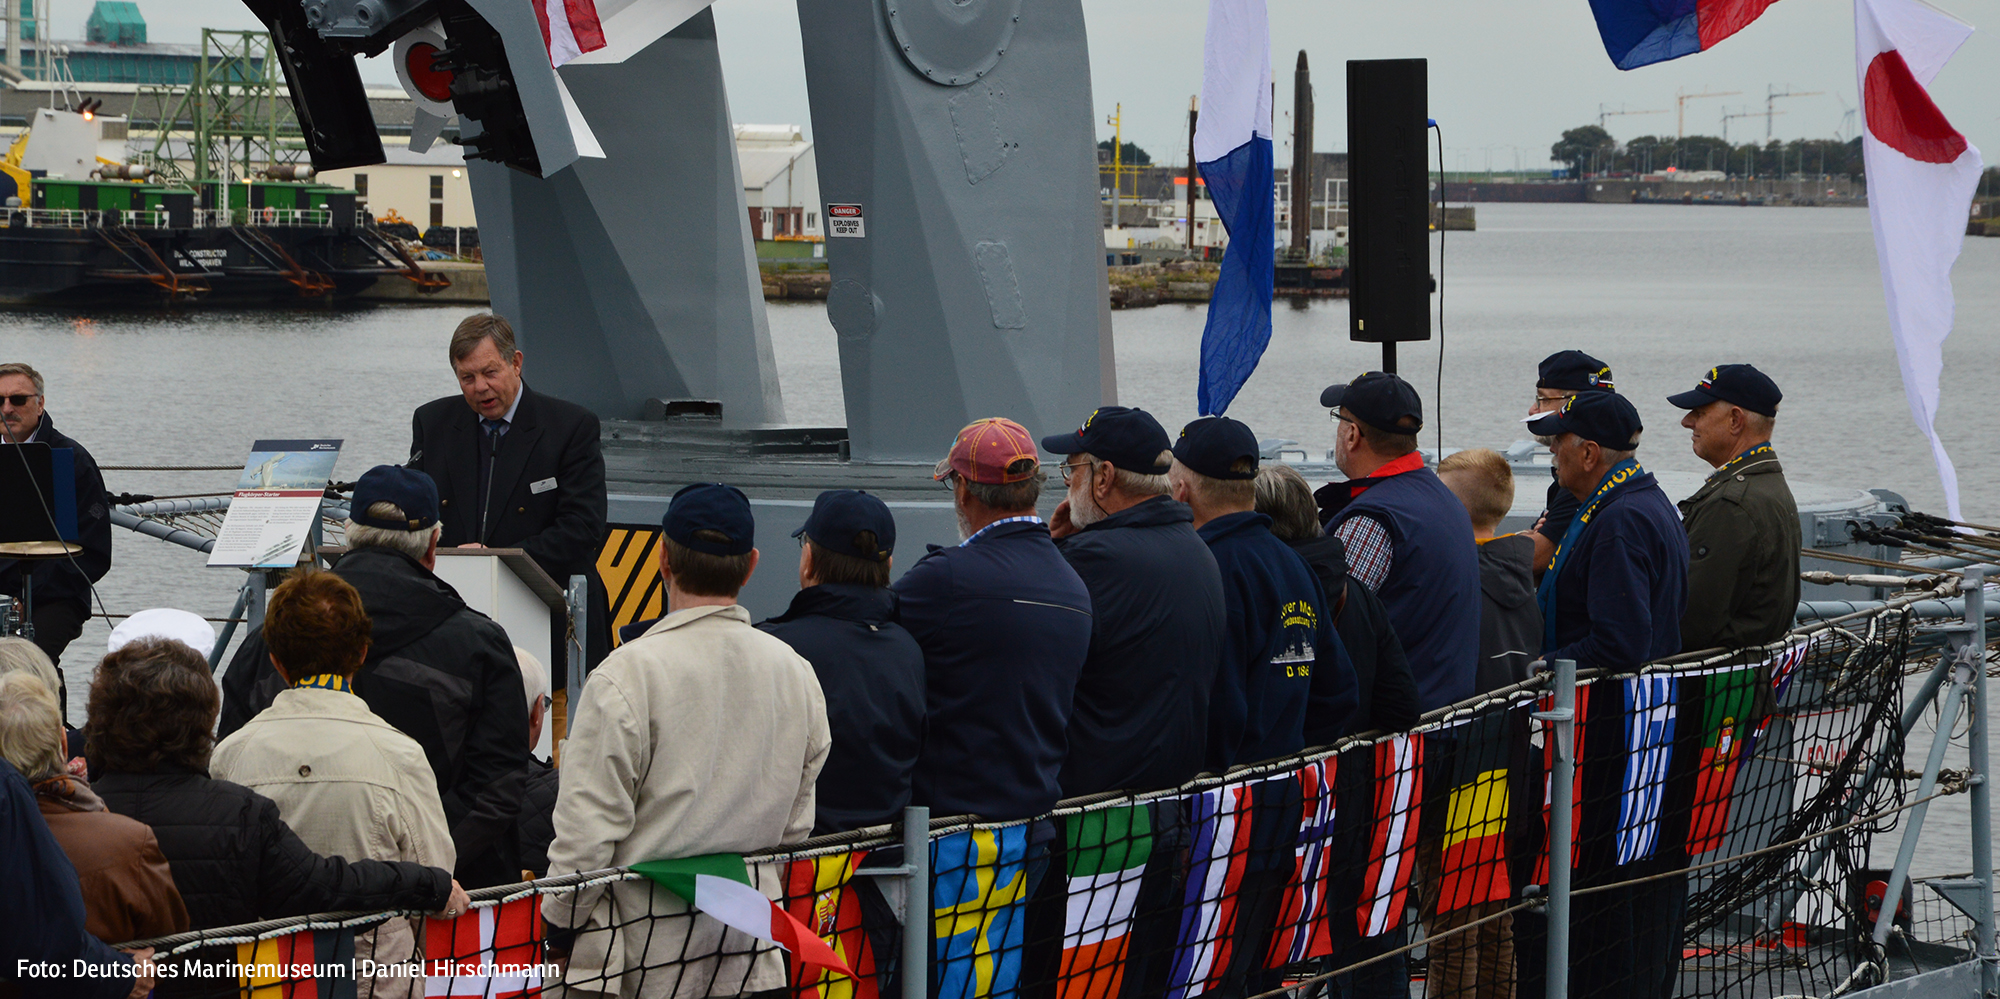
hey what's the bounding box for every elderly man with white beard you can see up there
[1044,406,1226,797]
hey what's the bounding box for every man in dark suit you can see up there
[409,314,610,698]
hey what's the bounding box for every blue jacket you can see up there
[1,758,132,999]
[1546,470,1689,671]
[758,583,926,833]
[1054,497,1224,796]
[895,519,1092,820]
[1198,511,1358,769]
[1324,465,1481,711]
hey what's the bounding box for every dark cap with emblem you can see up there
[1667,363,1782,417]
[1524,391,1644,450]
[1318,371,1424,434]
[1172,416,1260,480]
[792,489,895,563]
[1537,350,1616,393]
[664,482,755,556]
[1040,406,1172,474]
[351,465,439,531]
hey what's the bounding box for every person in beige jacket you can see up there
[543,483,830,999]
[212,571,457,998]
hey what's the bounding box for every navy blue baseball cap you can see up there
[792,489,895,563]
[352,465,439,531]
[1041,406,1172,474]
[1537,350,1615,393]
[1319,371,1423,434]
[664,482,755,556]
[1667,364,1782,418]
[1524,391,1644,451]
[1172,416,1260,480]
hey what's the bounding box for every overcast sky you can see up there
[153,0,2000,172]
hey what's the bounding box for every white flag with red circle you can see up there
[1855,0,1982,521]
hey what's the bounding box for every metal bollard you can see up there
[567,574,588,700]
[1530,658,1577,999]
[1961,568,1996,996]
[902,805,930,999]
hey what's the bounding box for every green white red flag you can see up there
[633,854,856,982]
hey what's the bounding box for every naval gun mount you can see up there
[247,0,1117,624]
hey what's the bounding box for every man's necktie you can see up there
[479,418,507,541]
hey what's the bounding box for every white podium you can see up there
[321,545,568,758]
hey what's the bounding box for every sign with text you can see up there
[207,439,342,569]
[826,203,864,238]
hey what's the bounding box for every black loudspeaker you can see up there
[1346,59,1430,344]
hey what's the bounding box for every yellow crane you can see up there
[1677,88,1742,139]
[0,131,28,204]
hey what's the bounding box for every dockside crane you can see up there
[1722,106,1782,145]
[1677,87,1741,138]
[1598,103,1667,130]
[1766,86,1826,140]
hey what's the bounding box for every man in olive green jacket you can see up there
[1668,364,1802,652]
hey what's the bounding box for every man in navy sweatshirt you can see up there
[895,418,1091,822]
[1168,416,1357,770]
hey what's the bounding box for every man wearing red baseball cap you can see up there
[894,418,1092,822]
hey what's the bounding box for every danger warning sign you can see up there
[827,203,864,238]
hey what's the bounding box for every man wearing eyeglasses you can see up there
[1042,406,1224,797]
[1525,350,1617,574]
[0,362,111,717]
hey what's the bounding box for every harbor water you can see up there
[6,201,1995,875]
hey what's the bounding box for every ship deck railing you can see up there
[97,572,1997,999]
[0,206,363,230]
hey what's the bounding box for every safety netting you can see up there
[119,594,1988,999]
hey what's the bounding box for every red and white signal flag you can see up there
[1855,0,1982,521]
[535,0,607,68]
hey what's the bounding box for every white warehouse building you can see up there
[735,123,819,241]
[318,122,821,241]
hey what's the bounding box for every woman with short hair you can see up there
[0,670,186,944]
[88,636,467,996]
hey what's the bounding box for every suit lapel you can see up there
[482,386,543,543]
[448,404,482,543]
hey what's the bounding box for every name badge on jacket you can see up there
[530,477,557,495]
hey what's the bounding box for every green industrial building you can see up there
[6,1,260,86]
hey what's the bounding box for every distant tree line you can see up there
[1098,139,1152,165]
[1550,124,1864,181]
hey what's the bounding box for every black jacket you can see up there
[516,760,560,878]
[0,413,111,612]
[410,383,610,666]
[1288,534,1420,740]
[218,546,530,887]
[1053,497,1224,796]
[1475,534,1542,691]
[1,759,131,999]
[758,584,926,833]
[94,768,449,927]
[895,519,1092,820]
